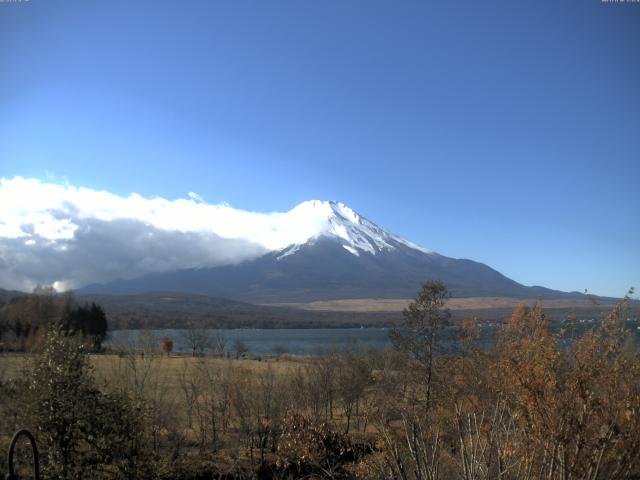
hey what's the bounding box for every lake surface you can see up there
[107,319,640,356]
[107,328,393,355]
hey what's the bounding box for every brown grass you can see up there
[266,296,622,312]
[0,352,305,387]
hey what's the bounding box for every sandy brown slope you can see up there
[266,296,628,313]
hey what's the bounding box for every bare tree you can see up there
[177,361,199,429]
[336,351,372,433]
[233,338,249,359]
[376,412,442,480]
[306,350,338,422]
[181,325,211,356]
[210,330,226,356]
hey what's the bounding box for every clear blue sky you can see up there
[1,0,638,297]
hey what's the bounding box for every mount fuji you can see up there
[79,200,575,302]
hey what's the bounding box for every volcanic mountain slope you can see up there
[80,200,580,303]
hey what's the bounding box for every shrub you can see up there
[21,326,152,479]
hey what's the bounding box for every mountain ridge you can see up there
[78,200,587,302]
[79,208,584,302]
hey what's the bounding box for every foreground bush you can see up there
[17,327,152,479]
[375,287,640,480]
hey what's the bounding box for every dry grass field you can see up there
[268,295,624,312]
[0,352,303,384]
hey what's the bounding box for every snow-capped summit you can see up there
[275,200,431,259]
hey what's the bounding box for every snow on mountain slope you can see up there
[274,200,432,259]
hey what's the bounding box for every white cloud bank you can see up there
[0,177,340,291]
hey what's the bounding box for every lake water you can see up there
[107,328,393,355]
[106,319,640,356]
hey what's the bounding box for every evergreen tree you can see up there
[390,280,451,410]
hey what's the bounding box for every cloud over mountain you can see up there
[0,177,281,291]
